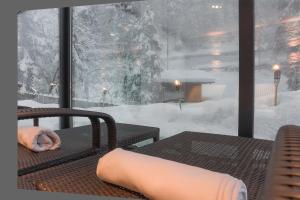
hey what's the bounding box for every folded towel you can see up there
[18,127,61,152]
[97,148,247,200]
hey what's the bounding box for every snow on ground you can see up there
[18,90,300,142]
[254,90,300,140]
[85,97,239,139]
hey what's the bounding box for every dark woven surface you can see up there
[18,123,159,172]
[18,131,273,200]
[262,125,300,200]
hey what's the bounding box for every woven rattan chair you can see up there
[18,108,300,200]
[262,125,300,200]
[18,105,39,126]
[17,108,159,176]
[18,119,276,200]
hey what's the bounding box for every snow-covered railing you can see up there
[255,84,274,98]
[18,91,117,108]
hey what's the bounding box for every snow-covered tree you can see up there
[17,9,59,96]
[277,0,300,90]
[110,2,163,104]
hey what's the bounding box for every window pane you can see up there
[255,0,300,139]
[17,9,60,129]
[72,0,239,140]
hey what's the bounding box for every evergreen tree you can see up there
[278,0,300,90]
[17,9,59,96]
[112,2,163,104]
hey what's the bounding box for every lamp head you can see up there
[102,87,108,95]
[174,80,181,86]
[273,64,281,83]
[174,80,181,91]
[174,80,181,90]
[272,64,280,71]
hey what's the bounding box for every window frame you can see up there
[55,0,255,137]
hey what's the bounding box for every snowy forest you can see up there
[18,0,300,103]
[17,0,300,139]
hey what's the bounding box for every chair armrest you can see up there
[17,106,39,126]
[17,106,31,109]
[17,108,117,151]
[262,125,300,200]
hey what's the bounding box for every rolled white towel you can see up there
[97,148,247,200]
[18,127,61,152]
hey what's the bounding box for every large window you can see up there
[17,8,60,129]
[17,1,298,141]
[254,0,300,139]
[72,0,239,139]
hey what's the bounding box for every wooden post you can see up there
[274,84,278,106]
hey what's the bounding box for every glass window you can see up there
[72,0,239,140]
[17,9,60,129]
[255,0,300,139]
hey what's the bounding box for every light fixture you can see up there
[174,80,181,91]
[272,64,280,71]
[272,64,281,106]
[174,80,183,110]
[101,87,108,107]
[211,4,223,9]
[102,87,108,95]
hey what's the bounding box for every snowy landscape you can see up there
[19,87,300,141]
[17,0,300,141]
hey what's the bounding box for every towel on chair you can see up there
[97,148,247,200]
[18,127,61,152]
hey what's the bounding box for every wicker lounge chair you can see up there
[17,108,159,176]
[18,109,275,200]
[18,133,273,200]
[262,125,300,200]
[18,108,300,200]
[18,106,39,126]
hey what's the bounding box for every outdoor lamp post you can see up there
[272,64,281,106]
[49,82,58,94]
[18,82,23,89]
[174,80,182,110]
[102,87,108,107]
[174,80,181,91]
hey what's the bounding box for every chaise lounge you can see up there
[17,107,159,176]
[17,108,300,200]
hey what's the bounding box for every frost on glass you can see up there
[255,0,300,139]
